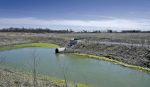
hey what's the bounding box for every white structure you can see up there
[55,47,66,53]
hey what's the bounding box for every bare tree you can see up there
[32,49,39,87]
[22,49,42,87]
[56,54,68,87]
[24,49,40,87]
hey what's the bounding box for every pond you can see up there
[0,47,150,87]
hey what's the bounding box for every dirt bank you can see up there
[0,68,64,87]
[0,32,150,69]
[65,43,150,69]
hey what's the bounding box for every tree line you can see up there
[0,27,74,33]
[78,29,150,33]
[0,27,149,33]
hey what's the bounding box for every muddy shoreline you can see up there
[0,67,65,87]
[0,32,150,69]
[64,43,150,68]
[0,32,150,87]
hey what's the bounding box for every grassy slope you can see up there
[15,43,59,48]
[2,43,87,87]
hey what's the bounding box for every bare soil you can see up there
[0,32,150,68]
[0,68,62,87]
[0,32,150,87]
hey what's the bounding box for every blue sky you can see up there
[0,0,150,31]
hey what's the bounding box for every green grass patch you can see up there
[38,74,88,87]
[15,43,59,48]
[76,83,88,87]
[74,53,150,73]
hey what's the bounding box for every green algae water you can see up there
[0,47,150,87]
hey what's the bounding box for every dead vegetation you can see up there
[0,32,150,86]
[0,68,63,87]
[70,43,150,68]
[0,32,150,68]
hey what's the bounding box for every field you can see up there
[0,32,150,67]
[1,32,150,46]
[0,32,150,87]
[56,33,150,40]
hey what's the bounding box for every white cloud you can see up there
[0,17,149,31]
